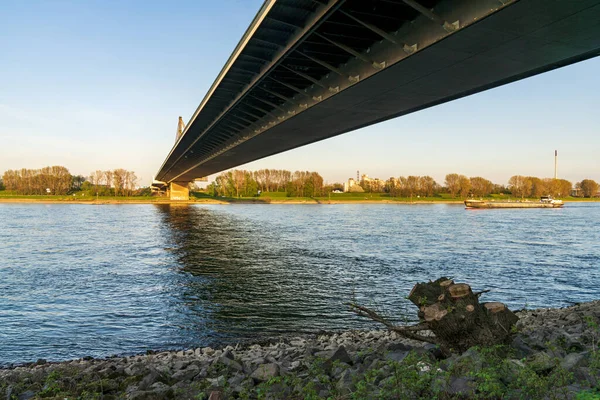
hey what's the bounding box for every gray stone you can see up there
[289,360,301,371]
[5,385,12,400]
[573,367,599,387]
[228,373,245,388]
[127,390,172,400]
[561,352,588,371]
[326,345,352,366]
[447,377,475,396]
[217,355,243,371]
[250,357,267,365]
[172,360,190,370]
[336,369,355,395]
[203,347,215,356]
[528,352,556,374]
[125,363,146,376]
[207,375,226,388]
[250,363,280,382]
[138,370,163,391]
[385,351,409,363]
[171,364,200,381]
[17,391,35,400]
[451,348,484,373]
[386,342,412,352]
[511,336,536,358]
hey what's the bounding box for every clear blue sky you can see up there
[1,0,598,186]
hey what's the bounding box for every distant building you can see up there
[343,173,385,192]
[343,178,358,192]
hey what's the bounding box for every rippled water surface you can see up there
[1,203,599,365]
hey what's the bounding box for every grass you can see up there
[196,191,599,204]
[0,190,166,202]
[1,189,597,204]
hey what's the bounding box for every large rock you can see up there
[560,352,589,371]
[384,351,409,363]
[171,364,200,381]
[511,336,537,358]
[17,391,35,400]
[138,370,164,391]
[447,377,475,397]
[216,355,243,372]
[322,345,352,369]
[336,369,355,395]
[528,352,556,374]
[250,363,280,382]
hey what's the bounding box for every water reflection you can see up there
[154,204,382,343]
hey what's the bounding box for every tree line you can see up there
[87,169,138,196]
[379,174,595,198]
[1,166,141,196]
[2,166,82,195]
[206,170,599,199]
[207,169,325,198]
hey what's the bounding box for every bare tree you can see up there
[445,173,461,197]
[508,175,532,199]
[112,169,127,196]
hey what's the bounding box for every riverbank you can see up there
[0,196,596,205]
[2,301,599,399]
[0,197,465,205]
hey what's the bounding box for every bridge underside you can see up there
[156,0,600,184]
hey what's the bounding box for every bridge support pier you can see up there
[168,182,190,201]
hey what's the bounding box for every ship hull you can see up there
[464,200,564,209]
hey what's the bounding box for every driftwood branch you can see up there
[347,303,438,344]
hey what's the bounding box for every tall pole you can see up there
[554,150,558,179]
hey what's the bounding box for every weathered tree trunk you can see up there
[407,277,518,353]
[349,277,519,354]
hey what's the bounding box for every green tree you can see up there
[71,175,86,191]
[470,177,494,197]
[577,179,599,198]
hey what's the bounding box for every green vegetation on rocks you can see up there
[1,301,599,399]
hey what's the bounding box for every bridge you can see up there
[154,0,600,200]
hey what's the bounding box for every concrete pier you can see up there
[169,182,189,201]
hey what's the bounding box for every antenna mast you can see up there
[554,150,558,179]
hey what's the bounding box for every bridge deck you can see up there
[156,0,600,183]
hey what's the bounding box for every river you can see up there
[1,202,599,365]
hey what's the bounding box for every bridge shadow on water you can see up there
[152,203,414,347]
[156,205,354,345]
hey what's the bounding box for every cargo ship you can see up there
[464,196,564,209]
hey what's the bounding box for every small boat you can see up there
[464,196,564,209]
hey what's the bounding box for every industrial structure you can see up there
[153,0,600,199]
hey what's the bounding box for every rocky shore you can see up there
[2,301,599,399]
